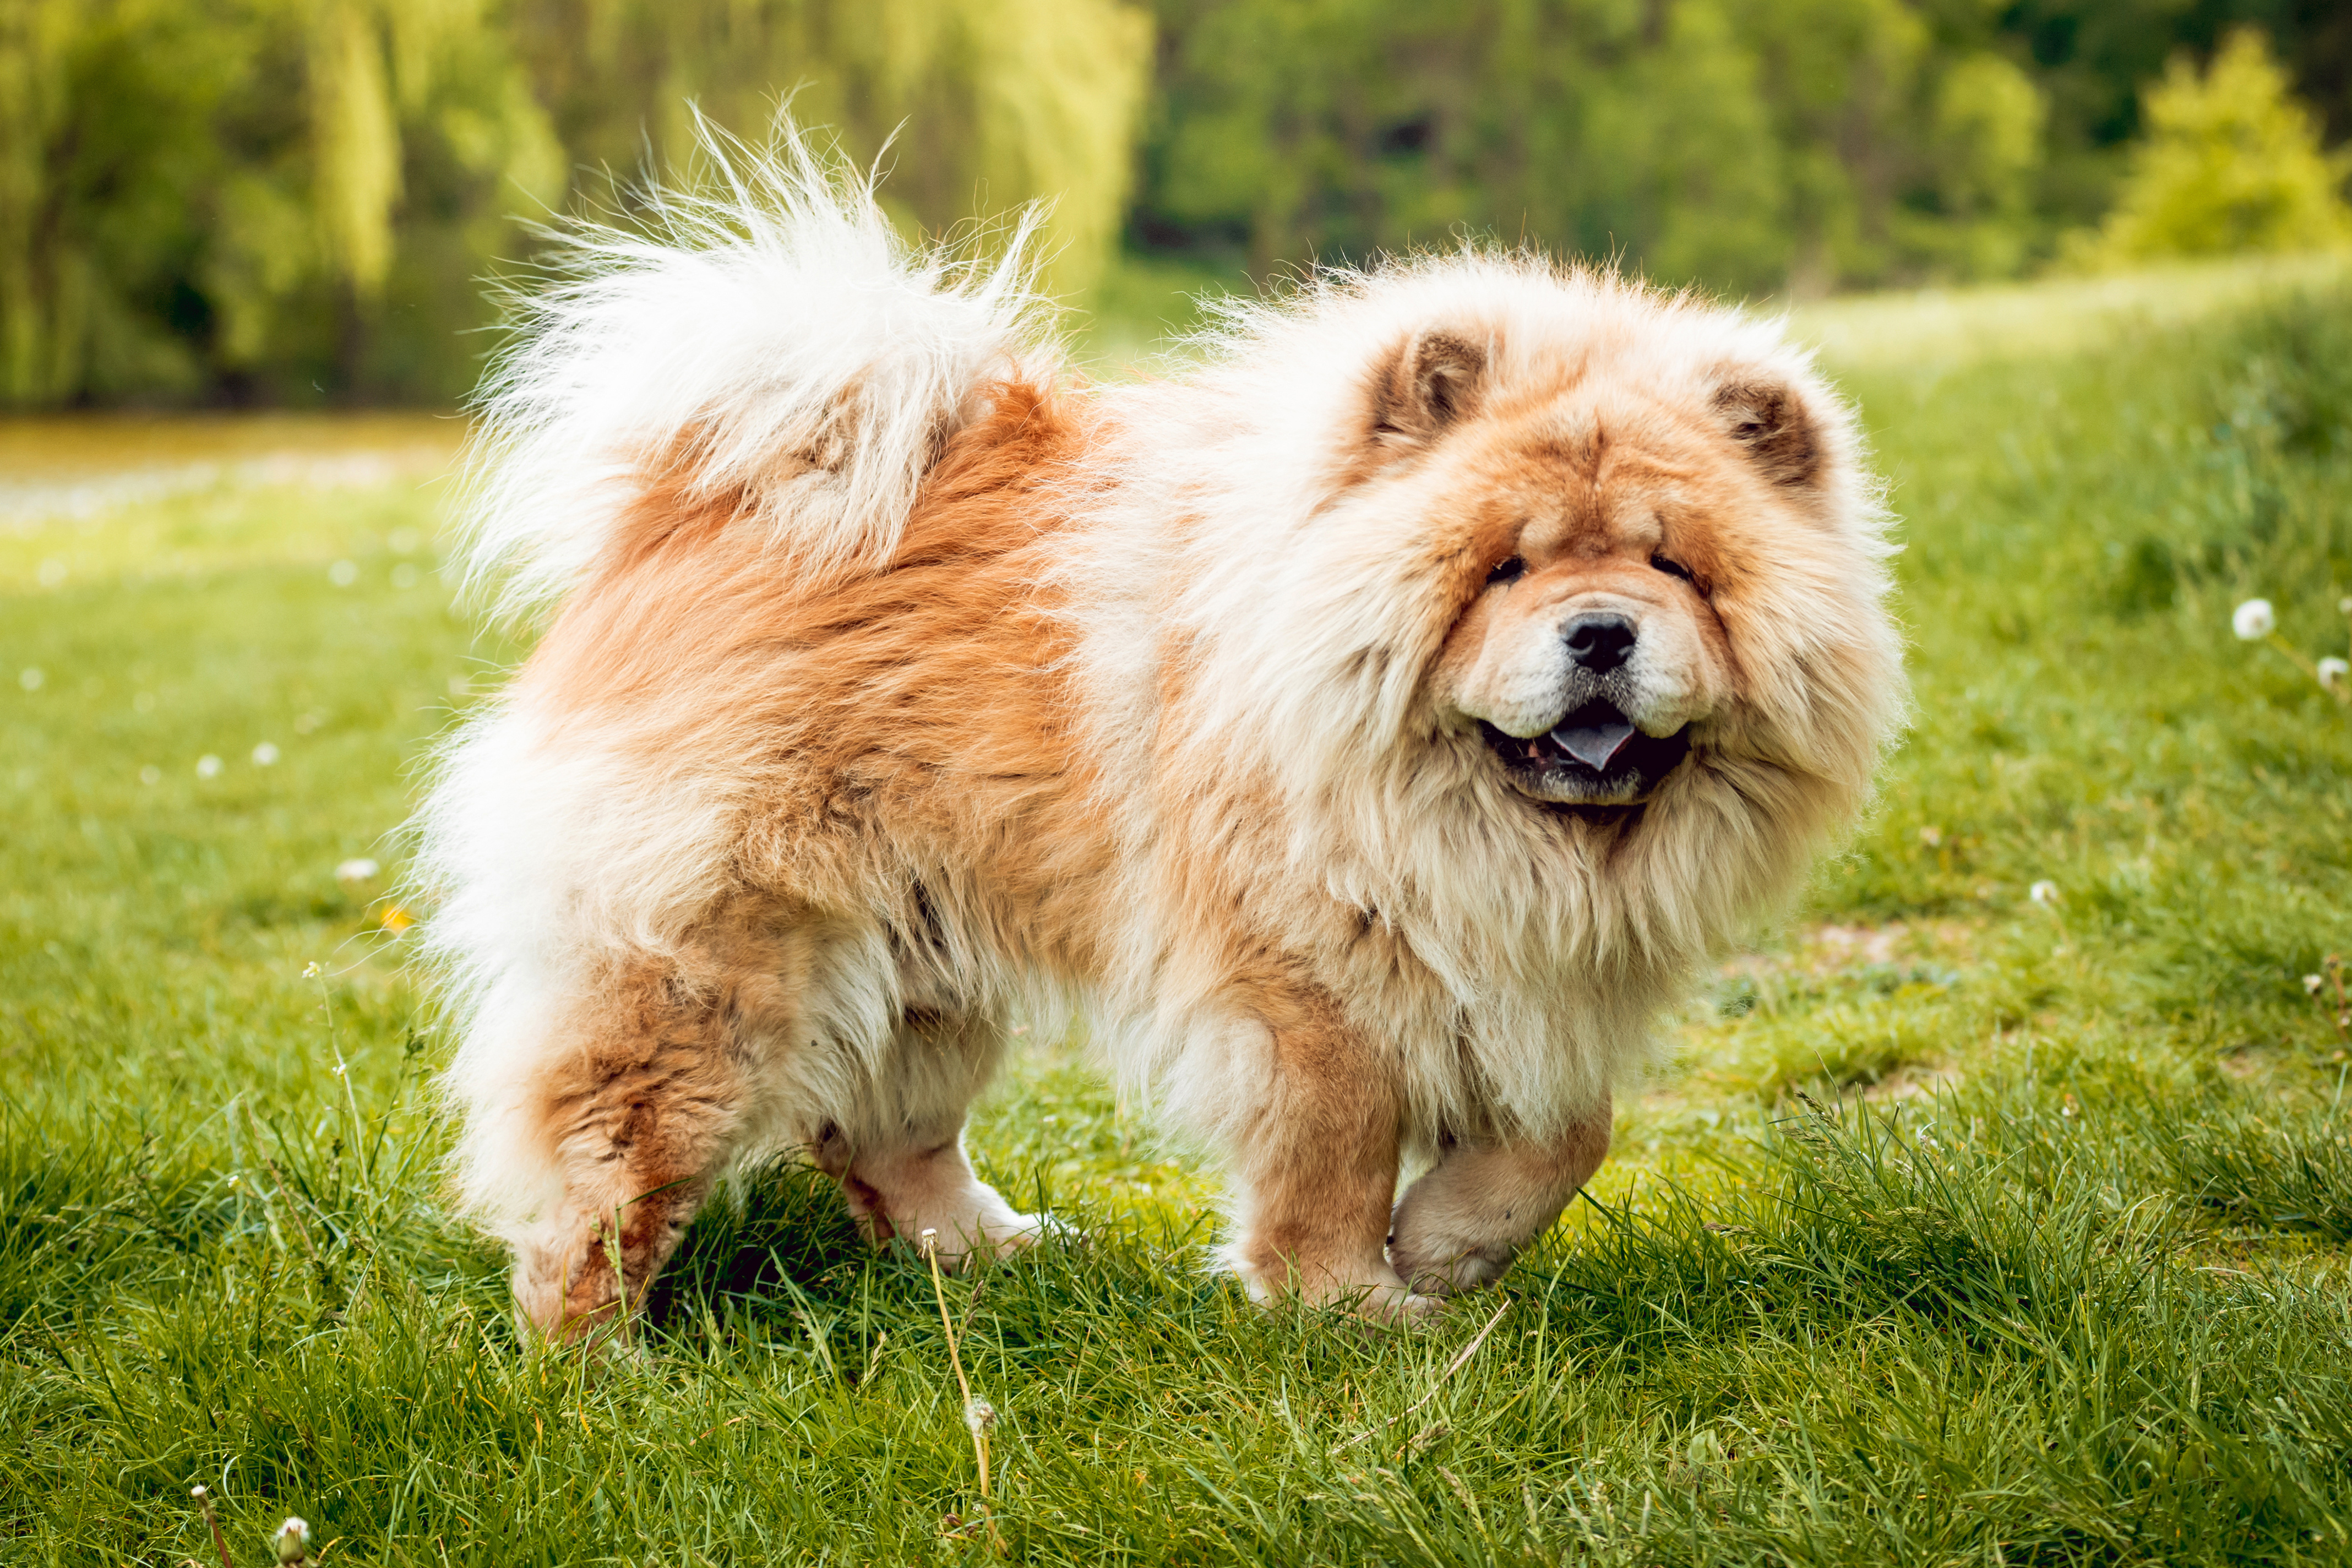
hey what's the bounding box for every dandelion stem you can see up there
[920,1231,974,1409]
[191,1486,233,1568]
[920,1229,1006,1556]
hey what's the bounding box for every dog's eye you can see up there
[1486,555,1526,586]
[1650,553,1694,582]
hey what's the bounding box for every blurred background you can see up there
[1,0,2348,408]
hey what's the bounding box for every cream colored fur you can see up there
[412,130,1904,1336]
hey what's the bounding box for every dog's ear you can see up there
[1711,377,1822,488]
[1368,330,1487,453]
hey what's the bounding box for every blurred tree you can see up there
[4,0,2348,405]
[1996,0,2352,195]
[2065,29,2351,266]
[0,0,562,406]
[1136,0,2051,296]
[0,0,1148,408]
[509,0,1149,299]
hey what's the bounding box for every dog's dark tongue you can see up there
[1551,704,1637,771]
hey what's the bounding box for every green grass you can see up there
[6,257,2352,1564]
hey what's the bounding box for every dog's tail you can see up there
[459,118,1054,624]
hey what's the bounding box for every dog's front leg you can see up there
[1386,1097,1612,1295]
[1219,994,1436,1322]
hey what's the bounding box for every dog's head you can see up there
[1320,284,1897,818]
[1118,262,1902,950]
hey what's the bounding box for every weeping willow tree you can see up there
[0,0,1149,407]
[516,0,1150,297]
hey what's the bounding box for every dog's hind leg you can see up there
[485,952,783,1343]
[1385,1096,1613,1295]
[809,1006,1038,1268]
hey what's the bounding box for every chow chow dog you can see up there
[416,136,1903,1337]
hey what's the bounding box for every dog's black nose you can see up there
[1564,612,1637,672]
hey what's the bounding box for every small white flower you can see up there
[2233,598,2276,640]
[17,667,41,692]
[328,559,359,587]
[251,742,280,766]
[2306,974,2326,994]
[2029,880,2060,906]
[195,754,223,779]
[2321,658,2349,692]
[335,857,379,883]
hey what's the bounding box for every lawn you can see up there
[4,254,2352,1566]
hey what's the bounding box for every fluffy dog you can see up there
[416,139,1903,1337]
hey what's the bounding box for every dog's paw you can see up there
[1353,1281,1449,1326]
[907,1209,1046,1270]
[1386,1225,1515,1297]
[1225,1248,1444,1326]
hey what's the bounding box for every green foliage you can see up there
[6,259,2352,1562]
[0,0,1150,409]
[0,0,565,407]
[8,2,2352,406]
[2067,29,2352,269]
[1138,0,2054,296]
[519,0,1151,298]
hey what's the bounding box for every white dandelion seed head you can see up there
[195,754,223,779]
[963,1397,997,1436]
[275,1516,311,1563]
[2233,598,2276,640]
[251,742,280,766]
[335,857,379,883]
[2029,880,2060,906]
[2320,658,2349,691]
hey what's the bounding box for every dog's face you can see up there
[1346,322,1861,809]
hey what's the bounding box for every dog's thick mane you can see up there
[1057,265,1902,1129]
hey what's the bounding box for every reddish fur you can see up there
[440,268,1901,1338]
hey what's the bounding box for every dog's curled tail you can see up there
[460,118,1055,624]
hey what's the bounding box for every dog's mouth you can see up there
[1478,699,1692,802]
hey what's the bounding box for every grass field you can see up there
[6,255,2352,1565]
